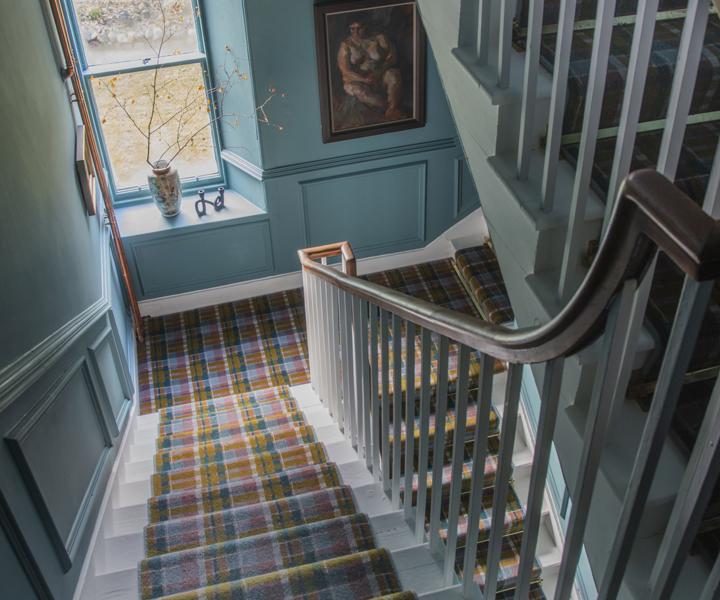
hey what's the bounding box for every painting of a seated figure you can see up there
[314,1,426,143]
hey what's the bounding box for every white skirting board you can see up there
[137,207,489,317]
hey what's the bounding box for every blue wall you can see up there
[0,1,134,597]
[120,0,478,301]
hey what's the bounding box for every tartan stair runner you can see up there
[137,267,549,598]
[156,385,295,421]
[453,244,515,326]
[153,426,318,473]
[154,412,308,451]
[151,440,327,496]
[139,514,378,599]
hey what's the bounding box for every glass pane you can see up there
[71,1,199,66]
[91,62,218,190]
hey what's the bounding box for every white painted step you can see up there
[395,544,460,595]
[92,567,138,600]
[371,511,417,552]
[99,531,144,574]
[113,478,151,509]
[108,502,148,537]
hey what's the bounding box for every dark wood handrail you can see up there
[298,242,357,276]
[48,0,145,344]
[298,170,720,363]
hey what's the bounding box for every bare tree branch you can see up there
[95,0,283,172]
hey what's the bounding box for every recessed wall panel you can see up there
[6,358,112,571]
[89,325,131,436]
[300,162,427,255]
[133,220,273,296]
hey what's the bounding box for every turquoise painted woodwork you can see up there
[88,323,133,436]
[106,0,479,302]
[0,519,45,600]
[0,309,130,599]
[0,0,103,372]
[299,162,427,255]
[130,218,274,297]
[0,2,135,597]
[6,356,113,572]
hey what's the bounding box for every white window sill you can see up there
[114,189,265,239]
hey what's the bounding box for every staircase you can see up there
[417,0,720,598]
[77,266,565,599]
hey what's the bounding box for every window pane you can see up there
[71,1,199,66]
[92,63,218,190]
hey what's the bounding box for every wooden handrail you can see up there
[48,0,145,343]
[297,241,357,276]
[298,170,720,363]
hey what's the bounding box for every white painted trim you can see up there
[138,270,304,317]
[138,207,490,317]
[72,346,140,600]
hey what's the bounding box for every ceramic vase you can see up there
[148,160,182,217]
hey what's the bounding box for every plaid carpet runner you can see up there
[148,463,342,523]
[455,245,515,326]
[138,290,310,415]
[139,514,377,599]
[136,267,549,598]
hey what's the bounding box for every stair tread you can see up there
[539,16,720,137]
[387,402,500,454]
[155,411,306,451]
[148,548,402,600]
[425,486,525,548]
[148,462,341,523]
[154,425,317,473]
[144,485,358,557]
[157,397,299,436]
[400,436,501,502]
[151,441,327,496]
[139,513,376,600]
[157,385,294,422]
[454,244,514,326]
[455,532,542,593]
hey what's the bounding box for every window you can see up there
[64,0,224,203]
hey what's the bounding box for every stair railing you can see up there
[298,169,720,600]
[453,0,715,301]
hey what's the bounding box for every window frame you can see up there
[62,0,227,206]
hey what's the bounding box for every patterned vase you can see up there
[148,160,182,217]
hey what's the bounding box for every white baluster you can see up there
[517,0,545,180]
[415,327,433,544]
[602,0,662,235]
[484,363,524,599]
[403,323,417,521]
[428,336,450,554]
[541,0,579,210]
[392,313,403,510]
[460,353,495,597]
[558,0,619,303]
[513,359,565,600]
[443,345,471,587]
[380,309,391,495]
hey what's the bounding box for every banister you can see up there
[298,170,720,364]
[297,241,357,276]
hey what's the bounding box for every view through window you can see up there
[69,0,219,193]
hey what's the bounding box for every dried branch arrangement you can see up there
[92,0,283,170]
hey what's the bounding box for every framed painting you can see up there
[75,125,97,216]
[314,0,426,143]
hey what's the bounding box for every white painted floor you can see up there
[75,378,570,600]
